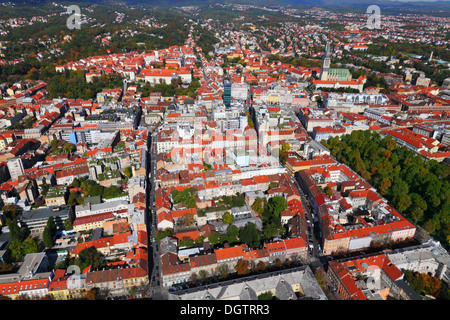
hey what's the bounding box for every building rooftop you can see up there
[46,186,67,198]
[21,205,72,221]
[168,266,327,300]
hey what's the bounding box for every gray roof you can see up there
[91,200,128,211]
[276,277,297,300]
[21,205,71,221]
[239,283,258,300]
[394,279,423,300]
[231,217,263,231]
[168,266,327,300]
[128,208,145,225]
[0,252,50,284]
[231,205,251,215]
[245,191,265,200]
[159,237,178,255]
[76,200,128,214]
[387,240,450,272]
[84,196,102,205]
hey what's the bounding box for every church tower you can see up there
[320,42,331,81]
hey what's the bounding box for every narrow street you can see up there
[145,128,167,300]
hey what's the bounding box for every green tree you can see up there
[102,185,122,198]
[408,193,427,224]
[62,143,75,154]
[9,239,25,259]
[198,269,208,282]
[71,178,81,188]
[50,139,59,149]
[155,228,173,243]
[314,269,327,289]
[383,135,397,151]
[223,224,239,245]
[76,246,106,271]
[123,167,133,179]
[268,196,287,217]
[23,237,39,255]
[172,187,197,208]
[379,177,391,196]
[251,198,265,215]
[326,130,450,249]
[263,222,279,240]
[67,191,83,206]
[216,263,229,280]
[258,291,274,300]
[208,230,222,248]
[239,223,261,249]
[203,161,211,171]
[323,186,334,197]
[43,227,54,248]
[262,196,287,225]
[195,235,205,245]
[48,216,57,234]
[231,194,245,207]
[394,194,412,213]
[179,236,194,247]
[7,219,27,242]
[281,142,290,153]
[1,204,20,221]
[41,179,49,196]
[222,212,234,224]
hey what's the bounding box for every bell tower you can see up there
[320,42,331,81]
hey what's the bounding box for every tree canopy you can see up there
[323,130,450,249]
[171,187,197,209]
[238,222,261,249]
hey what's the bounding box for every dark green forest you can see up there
[0,4,190,82]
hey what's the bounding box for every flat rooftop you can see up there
[21,205,72,221]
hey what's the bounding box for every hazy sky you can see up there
[388,0,449,2]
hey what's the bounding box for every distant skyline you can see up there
[388,0,449,2]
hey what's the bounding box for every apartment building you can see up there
[327,253,421,300]
[169,266,327,300]
[297,164,416,255]
[160,238,307,289]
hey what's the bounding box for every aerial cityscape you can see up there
[0,0,448,305]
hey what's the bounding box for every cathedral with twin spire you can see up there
[314,42,366,92]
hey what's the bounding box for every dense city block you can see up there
[0,0,448,302]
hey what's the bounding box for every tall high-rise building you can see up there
[223,78,231,109]
[7,157,25,181]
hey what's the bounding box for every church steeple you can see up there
[320,41,331,81]
[325,42,331,58]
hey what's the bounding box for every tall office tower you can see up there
[223,78,231,109]
[7,157,25,181]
